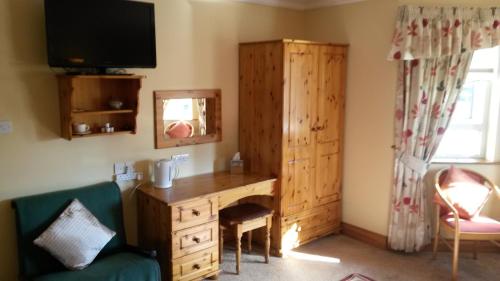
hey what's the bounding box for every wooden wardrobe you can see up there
[239,39,347,254]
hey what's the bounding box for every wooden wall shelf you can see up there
[62,74,145,79]
[57,75,144,140]
[72,130,134,139]
[71,109,135,116]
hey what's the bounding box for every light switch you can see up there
[0,120,12,134]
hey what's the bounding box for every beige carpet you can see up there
[214,235,499,281]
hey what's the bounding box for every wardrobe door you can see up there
[314,46,346,206]
[282,44,319,216]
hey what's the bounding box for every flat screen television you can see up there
[44,0,156,71]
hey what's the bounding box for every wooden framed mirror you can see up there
[154,89,222,148]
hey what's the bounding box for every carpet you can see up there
[340,273,376,281]
[215,235,500,281]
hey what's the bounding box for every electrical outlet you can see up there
[114,162,142,181]
[114,162,126,175]
[0,120,12,134]
[172,153,189,163]
[115,172,138,181]
[114,172,143,181]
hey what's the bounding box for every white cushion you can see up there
[34,199,116,270]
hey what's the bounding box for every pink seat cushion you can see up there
[442,213,500,233]
[166,121,193,139]
[434,167,490,219]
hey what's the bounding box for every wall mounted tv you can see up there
[44,0,156,72]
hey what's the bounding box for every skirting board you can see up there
[341,222,498,253]
[341,222,388,250]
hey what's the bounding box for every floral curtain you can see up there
[388,7,500,60]
[197,98,207,135]
[387,6,500,252]
[389,53,472,252]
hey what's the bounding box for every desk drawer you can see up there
[171,197,218,230]
[171,246,218,281]
[172,221,218,259]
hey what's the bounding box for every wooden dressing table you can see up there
[137,171,276,281]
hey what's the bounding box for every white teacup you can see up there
[73,123,90,133]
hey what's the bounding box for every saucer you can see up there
[73,130,92,135]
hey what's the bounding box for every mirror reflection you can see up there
[162,98,216,139]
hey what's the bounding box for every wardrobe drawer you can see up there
[171,197,218,230]
[172,221,218,259]
[171,246,219,281]
[281,201,341,247]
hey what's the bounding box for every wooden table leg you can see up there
[219,224,224,263]
[265,216,272,264]
[236,224,242,274]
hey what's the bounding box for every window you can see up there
[434,46,500,162]
[163,99,193,121]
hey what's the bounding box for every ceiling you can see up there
[231,0,366,10]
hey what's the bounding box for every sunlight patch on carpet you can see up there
[284,250,341,264]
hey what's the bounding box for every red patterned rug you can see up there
[340,273,376,281]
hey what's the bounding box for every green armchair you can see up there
[12,182,161,281]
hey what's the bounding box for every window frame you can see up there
[433,46,500,163]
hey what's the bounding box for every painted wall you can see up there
[0,0,304,279]
[304,0,500,236]
[1,0,499,279]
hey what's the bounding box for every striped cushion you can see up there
[34,199,116,270]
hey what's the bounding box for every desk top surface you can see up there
[138,171,276,204]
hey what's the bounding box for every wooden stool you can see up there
[219,203,274,274]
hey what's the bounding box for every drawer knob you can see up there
[193,264,201,270]
[192,237,201,243]
[192,209,200,216]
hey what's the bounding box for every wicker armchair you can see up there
[432,168,500,281]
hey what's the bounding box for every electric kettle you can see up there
[154,159,175,188]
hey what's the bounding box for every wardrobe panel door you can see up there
[315,142,341,205]
[316,46,345,143]
[288,51,315,147]
[314,46,346,206]
[282,44,318,216]
[284,157,312,215]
